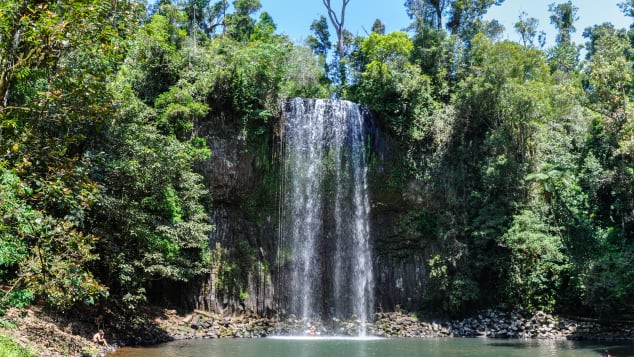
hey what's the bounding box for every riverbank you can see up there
[0,307,103,356]
[0,305,171,357]
[2,306,634,356]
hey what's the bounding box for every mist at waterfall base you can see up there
[275,98,374,336]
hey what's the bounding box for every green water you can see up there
[112,337,633,357]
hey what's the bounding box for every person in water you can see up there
[603,349,612,357]
[93,329,110,348]
[309,325,316,336]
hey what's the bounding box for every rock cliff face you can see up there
[194,98,429,317]
[192,127,277,315]
[197,134,258,202]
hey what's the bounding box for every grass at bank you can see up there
[0,334,32,357]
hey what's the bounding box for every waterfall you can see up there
[279,98,374,335]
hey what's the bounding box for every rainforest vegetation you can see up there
[1,0,634,322]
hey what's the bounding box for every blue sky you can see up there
[259,0,631,47]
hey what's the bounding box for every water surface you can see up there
[112,337,634,357]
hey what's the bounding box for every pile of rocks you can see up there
[449,310,569,339]
[372,312,449,337]
[158,310,274,340]
[155,308,634,342]
[449,309,634,340]
[373,309,634,341]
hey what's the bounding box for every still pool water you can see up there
[111,337,634,357]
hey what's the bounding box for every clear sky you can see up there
[259,0,632,47]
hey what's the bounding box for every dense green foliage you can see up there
[344,0,634,317]
[1,0,634,321]
[0,0,322,314]
[0,0,136,311]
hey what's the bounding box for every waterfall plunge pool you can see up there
[111,337,634,356]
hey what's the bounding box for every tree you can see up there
[371,19,386,35]
[583,24,631,117]
[0,1,66,107]
[583,23,626,59]
[0,0,139,311]
[443,33,563,312]
[514,11,539,48]
[481,19,504,40]
[405,0,449,31]
[350,31,434,139]
[306,16,332,58]
[581,22,633,256]
[359,32,414,66]
[0,1,134,108]
[321,0,353,93]
[206,0,229,36]
[405,0,503,37]
[225,0,262,41]
[549,1,578,45]
[547,1,580,72]
[306,16,332,86]
[127,9,186,105]
[620,0,634,19]
[500,209,567,312]
[446,0,504,37]
[405,0,504,102]
[180,0,212,36]
[322,0,351,59]
[0,165,107,311]
[86,12,214,307]
[620,0,634,18]
[279,46,330,98]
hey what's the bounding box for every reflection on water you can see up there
[112,338,634,357]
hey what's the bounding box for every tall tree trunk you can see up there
[322,0,350,59]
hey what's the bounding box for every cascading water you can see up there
[278,98,374,335]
